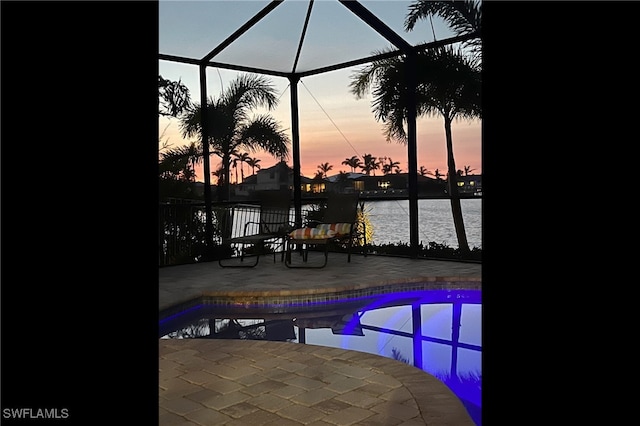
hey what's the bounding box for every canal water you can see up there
[313,198,482,249]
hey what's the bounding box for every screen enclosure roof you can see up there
[159,0,470,78]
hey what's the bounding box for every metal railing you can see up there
[159,201,296,266]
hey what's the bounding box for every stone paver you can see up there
[242,379,288,396]
[370,400,420,421]
[219,401,259,419]
[290,388,339,406]
[223,408,279,426]
[162,396,204,416]
[247,393,293,412]
[276,403,326,424]
[358,413,404,426]
[322,406,375,425]
[324,377,367,394]
[184,408,233,426]
[200,391,251,410]
[311,398,352,415]
[160,377,203,399]
[334,390,381,409]
[285,376,327,391]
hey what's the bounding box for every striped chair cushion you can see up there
[316,223,352,236]
[289,227,336,240]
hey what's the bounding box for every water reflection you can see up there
[160,289,481,425]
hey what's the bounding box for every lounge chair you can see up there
[284,192,364,268]
[219,189,293,268]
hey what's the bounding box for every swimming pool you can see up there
[160,288,481,425]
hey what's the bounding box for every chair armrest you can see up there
[257,220,296,235]
[242,221,261,236]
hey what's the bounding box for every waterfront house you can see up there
[229,163,479,199]
[457,174,482,196]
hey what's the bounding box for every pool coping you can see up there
[159,277,481,320]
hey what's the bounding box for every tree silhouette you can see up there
[179,74,290,201]
[350,45,480,254]
[405,0,482,62]
[350,1,482,254]
[211,166,224,186]
[246,156,262,176]
[382,157,401,175]
[431,168,444,181]
[342,155,362,173]
[159,142,201,182]
[233,151,250,183]
[231,156,239,184]
[361,153,378,176]
[316,162,334,179]
[159,75,192,117]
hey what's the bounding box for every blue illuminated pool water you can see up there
[160,288,481,425]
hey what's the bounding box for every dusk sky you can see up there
[159,0,482,181]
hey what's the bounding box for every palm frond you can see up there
[349,44,480,144]
[405,0,481,34]
[238,114,290,160]
[159,142,202,179]
[222,74,279,114]
[159,75,192,117]
[405,0,481,61]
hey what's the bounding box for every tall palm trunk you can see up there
[234,161,238,185]
[220,151,231,202]
[444,114,470,254]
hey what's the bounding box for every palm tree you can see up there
[317,162,333,179]
[159,146,191,181]
[349,44,480,254]
[405,0,482,62]
[158,142,202,200]
[231,156,239,184]
[342,155,362,173]
[361,153,378,176]
[432,168,445,181]
[418,165,429,176]
[246,156,262,176]
[233,151,250,183]
[159,141,202,181]
[374,158,383,176]
[159,75,192,117]
[382,157,401,175]
[211,166,224,186]
[179,74,290,201]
